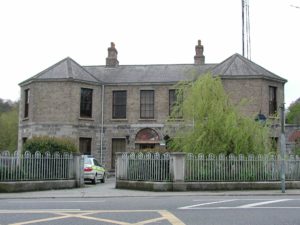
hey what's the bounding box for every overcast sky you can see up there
[0,0,299,107]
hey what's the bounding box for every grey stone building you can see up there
[18,41,287,170]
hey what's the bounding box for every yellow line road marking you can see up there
[9,215,72,225]
[132,216,165,225]
[0,209,186,225]
[159,210,186,225]
[55,212,132,225]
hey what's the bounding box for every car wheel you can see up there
[101,173,106,183]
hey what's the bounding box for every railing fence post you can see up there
[170,152,186,182]
[116,152,126,180]
[73,154,84,187]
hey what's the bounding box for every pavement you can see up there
[0,178,300,199]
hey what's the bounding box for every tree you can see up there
[168,73,272,155]
[286,98,300,125]
[0,105,19,151]
[0,98,15,113]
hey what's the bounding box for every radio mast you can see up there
[242,0,251,60]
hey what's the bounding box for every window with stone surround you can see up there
[80,88,93,118]
[79,137,91,155]
[24,89,30,118]
[169,89,183,118]
[112,91,127,119]
[269,86,277,115]
[140,90,154,119]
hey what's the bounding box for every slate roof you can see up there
[209,53,287,82]
[19,57,99,85]
[83,64,215,84]
[20,53,287,86]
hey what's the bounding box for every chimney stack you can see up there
[194,40,205,65]
[106,42,119,67]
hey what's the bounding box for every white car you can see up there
[83,156,106,184]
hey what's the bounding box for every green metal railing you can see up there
[117,152,300,182]
[185,153,300,182]
[118,152,171,181]
[0,151,74,181]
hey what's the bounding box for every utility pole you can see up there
[241,0,251,59]
[280,103,286,193]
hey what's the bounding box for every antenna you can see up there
[242,0,251,60]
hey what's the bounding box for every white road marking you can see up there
[179,199,237,209]
[237,199,291,208]
[7,200,105,203]
[182,206,300,210]
[193,198,274,202]
[0,209,81,213]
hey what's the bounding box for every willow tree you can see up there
[168,73,271,155]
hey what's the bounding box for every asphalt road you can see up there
[1,195,300,225]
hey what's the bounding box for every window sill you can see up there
[167,118,184,122]
[111,119,128,122]
[138,119,156,122]
[78,117,95,121]
[22,118,29,121]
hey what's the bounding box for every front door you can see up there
[111,138,126,169]
[135,128,160,150]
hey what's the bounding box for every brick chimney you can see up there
[194,40,205,65]
[106,42,119,67]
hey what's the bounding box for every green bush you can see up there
[23,136,79,154]
[293,138,300,155]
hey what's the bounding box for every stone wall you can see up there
[222,78,285,118]
[18,77,285,170]
[18,81,103,160]
[103,84,173,124]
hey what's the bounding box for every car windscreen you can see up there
[84,158,93,165]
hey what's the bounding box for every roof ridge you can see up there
[239,55,286,81]
[208,53,238,74]
[66,58,73,78]
[34,57,70,79]
[19,57,71,85]
[67,57,104,83]
[83,63,217,67]
[235,54,260,75]
[223,54,238,75]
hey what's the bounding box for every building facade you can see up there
[18,41,287,170]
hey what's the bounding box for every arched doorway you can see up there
[135,128,160,150]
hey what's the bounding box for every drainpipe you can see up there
[100,84,105,165]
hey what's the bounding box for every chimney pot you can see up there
[194,40,205,65]
[106,42,119,67]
